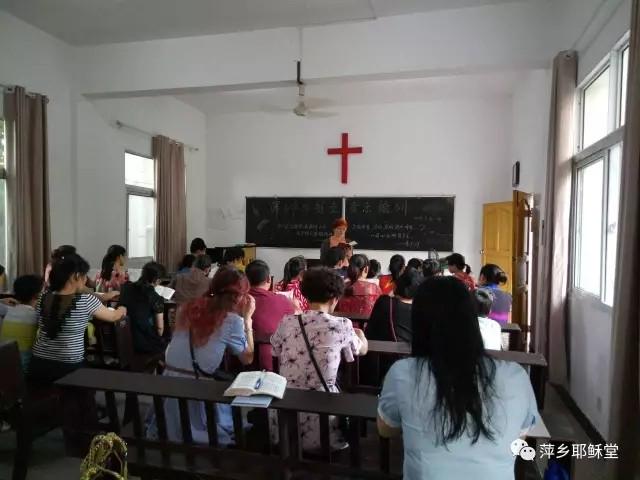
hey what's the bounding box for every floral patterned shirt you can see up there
[270,311,362,450]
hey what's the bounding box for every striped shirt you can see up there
[32,293,102,364]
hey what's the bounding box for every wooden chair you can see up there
[0,341,63,480]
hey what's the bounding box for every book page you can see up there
[224,371,261,397]
[257,372,287,399]
[155,285,175,300]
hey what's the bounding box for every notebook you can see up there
[224,371,287,399]
[154,285,175,300]
[231,395,273,408]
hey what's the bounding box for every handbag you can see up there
[189,329,235,381]
[80,432,128,480]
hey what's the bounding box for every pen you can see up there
[254,374,263,390]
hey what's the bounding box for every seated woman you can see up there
[377,276,539,479]
[29,254,127,384]
[365,259,381,285]
[270,267,367,451]
[335,254,382,317]
[378,254,405,295]
[95,245,129,293]
[478,264,512,325]
[147,267,255,445]
[422,258,443,279]
[446,253,476,291]
[118,262,168,354]
[177,254,196,274]
[222,247,246,272]
[274,256,308,311]
[366,267,422,343]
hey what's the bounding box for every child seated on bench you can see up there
[0,275,44,370]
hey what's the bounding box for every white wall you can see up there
[568,291,613,438]
[511,69,552,203]
[0,11,75,248]
[75,96,206,268]
[205,97,513,277]
[577,0,631,83]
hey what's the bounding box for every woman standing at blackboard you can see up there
[320,218,349,264]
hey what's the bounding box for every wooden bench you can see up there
[335,311,524,351]
[346,340,547,410]
[56,368,400,480]
[0,341,63,480]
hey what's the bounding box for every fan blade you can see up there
[305,110,338,119]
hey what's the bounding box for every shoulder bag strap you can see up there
[388,297,398,342]
[297,314,330,393]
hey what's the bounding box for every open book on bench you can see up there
[224,371,287,399]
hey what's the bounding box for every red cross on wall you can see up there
[327,132,363,184]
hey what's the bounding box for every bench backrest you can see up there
[57,369,400,479]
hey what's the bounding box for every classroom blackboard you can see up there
[246,197,343,248]
[345,197,454,251]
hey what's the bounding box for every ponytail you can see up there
[42,253,90,340]
[388,254,406,282]
[346,254,369,295]
[479,264,507,285]
[464,264,472,275]
[282,256,307,288]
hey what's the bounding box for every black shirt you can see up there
[118,282,167,354]
[366,295,412,343]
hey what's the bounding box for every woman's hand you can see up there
[105,291,120,302]
[354,328,368,355]
[242,294,255,321]
[0,297,18,306]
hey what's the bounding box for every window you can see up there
[572,35,628,306]
[578,37,630,151]
[620,46,629,125]
[125,152,155,259]
[0,118,7,272]
[581,67,610,148]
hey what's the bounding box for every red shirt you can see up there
[453,272,477,291]
[378,274,395,295]
[335,280,382,318]
[249,287,295,371]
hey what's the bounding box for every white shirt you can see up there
[478,316,502,350]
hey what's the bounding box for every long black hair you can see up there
[282,256,307,288]
[100,245,126,280]
[388,254,405,282]
[411,276,496,445]
[41,253,90,340]
[479,264,508,285]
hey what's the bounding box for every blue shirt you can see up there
[378,358,539,480]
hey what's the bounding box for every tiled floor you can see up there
[0,385,611,479]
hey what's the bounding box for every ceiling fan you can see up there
[261,60,337,118]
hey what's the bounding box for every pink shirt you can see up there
[249,287,295,371]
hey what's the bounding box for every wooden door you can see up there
[512,190,533,336]
[481,202,514,294]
